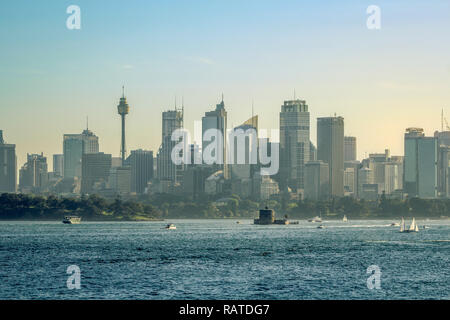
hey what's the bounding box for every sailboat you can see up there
[399,217,419,233]
[342,215,348,222]
[399,217,405,232]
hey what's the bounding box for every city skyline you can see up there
[1,0,450,170]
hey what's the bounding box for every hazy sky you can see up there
[1,0,450,169]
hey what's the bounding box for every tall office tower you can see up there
[437,146,450,198]
[157,107,184,183]
[317,116,344,197]
[305,161,329,200]
[81,152,112,194]
[63,129,99,178]
[202,97,228,179]
[108,166,131,195]
[117,87,130,162]
[404,128,437,198]
[344,160,360,197]
[434,130,450,198]
[358,167,373,198]
[128,149,154,194]
[279,99,310,192]
[344,136,357,161]
[19,153,48,193]
[230,116,258,181]
[368,149,390,194]
[53,154,64,177]
[0,130,17,193]
[310,142,317,161]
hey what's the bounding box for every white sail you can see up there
[409,218,416,231]
[343,215,348,222]
[400,217,405,232]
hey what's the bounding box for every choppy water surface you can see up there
[0,219,449,299]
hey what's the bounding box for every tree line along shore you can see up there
[0,192,449,221]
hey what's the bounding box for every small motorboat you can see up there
[390,222,400,227]
[62,216,81,224]
[165,223,176,230]
[317,224,325,229]
[308,216,322,223]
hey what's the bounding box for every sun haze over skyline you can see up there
[1,0,450,169]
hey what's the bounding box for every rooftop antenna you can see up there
[182,96,184,127]
[442,108,444,132]
[86,116,89,130]
[122,85,125,98]
[221,93,224,103]
[175,96,177,110]
[294,89,296,100]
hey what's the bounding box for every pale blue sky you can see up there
[1,0,450,168]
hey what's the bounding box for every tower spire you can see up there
[122,85,125,98]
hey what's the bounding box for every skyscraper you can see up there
[404,128,437,198]
[53,154,64,177]
[305,161,329,200]
[317,116,344,197]
[344,136,357,161]
[19,153,48,193]
[279,99,310,192]
[81,152,112,194]
[0,130,17,193]
[202,97,228,179]
[157,107,184,183]
[230,116,258,181]
[63,129,99,178]
[117,87,130,162]
[128,149,154,194]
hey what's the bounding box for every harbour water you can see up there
[0,219,449,299]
